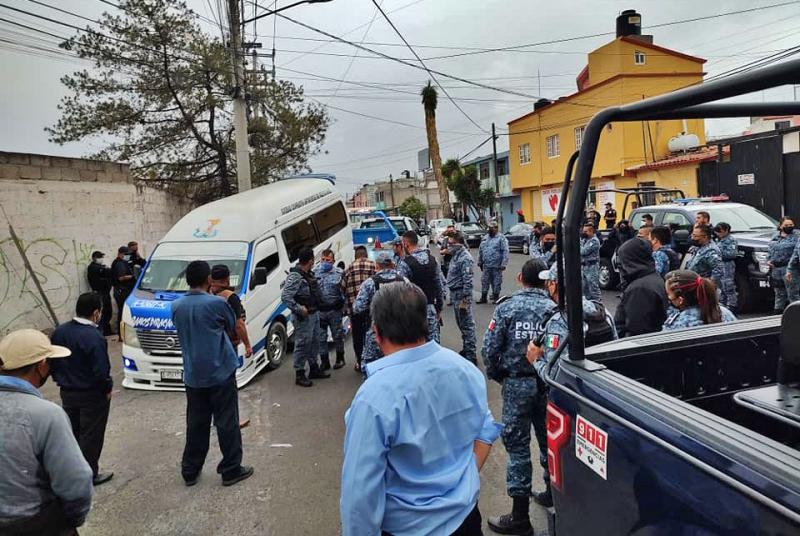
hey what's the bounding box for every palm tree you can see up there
[421,82,452,218]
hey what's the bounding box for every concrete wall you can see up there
[0,152,192,334]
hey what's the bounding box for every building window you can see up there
[376,191,384,203]
[775,120,791,130]
[479,162,490,180]
[496,159,507,176]
[519,143,531,165]
[574,126,586,150]
[546,134,560,158]
[634,50,646,65]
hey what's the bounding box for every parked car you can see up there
[456,221,486,248]
[599,200,776,312]
[547,60,800,535]
[505,222,533,254]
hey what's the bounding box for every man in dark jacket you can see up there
[614,238,668,337]
[87,251,113,335]
[110,246,135,335]
[50,292,115,485]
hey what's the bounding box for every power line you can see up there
[328,0,383,102]
[422,0,800,61]
[368,0,486,133]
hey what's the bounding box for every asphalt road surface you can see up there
[34,249,732,536]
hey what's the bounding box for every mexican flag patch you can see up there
[544,334,560,349]
[488,319,496,331]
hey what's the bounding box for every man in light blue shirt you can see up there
[341,282,501,536]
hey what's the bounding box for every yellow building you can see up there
[508,13,707,222]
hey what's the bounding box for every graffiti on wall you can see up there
[0,237,96,333]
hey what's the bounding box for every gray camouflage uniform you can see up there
[446,244,477,363]
[478,233,509,300]
[397,249,445,343]
[716,235,738,311]
[281,268,321,371]
[787,237,800,304]
[686,242,724,286]
[481,287,557,497]
[663,305,737,330]
[313,264,346,361]
[769,232,800,311]
[352,268,407,365]
[580,235,602,301]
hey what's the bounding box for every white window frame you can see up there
[574,126,585,150]
[519,143,531,165]
[634,50,646,65]
[546,134,560,158]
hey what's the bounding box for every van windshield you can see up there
[139,242,249,293]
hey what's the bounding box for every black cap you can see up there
[211,264,230,280]
[91,250,105,259]
[605,202,612,206]
[117,246,130,254]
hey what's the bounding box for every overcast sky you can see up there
[1,0,799,197]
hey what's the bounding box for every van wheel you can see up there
[599,258,619,290]
[735,272,752,314]
[266,322,287,370]
[522,243,529,255]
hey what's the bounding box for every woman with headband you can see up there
[663,270,737,331]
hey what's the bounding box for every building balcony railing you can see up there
[480,174,513,196]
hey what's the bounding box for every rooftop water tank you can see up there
[616,10,642,38]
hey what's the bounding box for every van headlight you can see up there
[752,251,770,274]
[121,323,141,348]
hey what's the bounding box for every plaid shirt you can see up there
[341,257,378,310]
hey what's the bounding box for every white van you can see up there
[120,175,354,391]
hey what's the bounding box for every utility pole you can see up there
[492,122,503,231]
[228,0,252,193]
[389,173,395,214]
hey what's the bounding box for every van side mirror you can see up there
[250,267,268,290]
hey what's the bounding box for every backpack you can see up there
[584,301,615,346]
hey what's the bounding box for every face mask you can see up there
[783,225,795,234]
[619,225,628,231]
[690,239,703,247]
[320,261,333,272]
[542,241,554,252]
[581,232,589,239]
[123,255,131,262]
[488,229,497,236]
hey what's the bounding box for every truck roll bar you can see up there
[562,57,800,363]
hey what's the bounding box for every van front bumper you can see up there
[121,345,186,391]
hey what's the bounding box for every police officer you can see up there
[529,225,556,265]
[650,226,680,279]
[445,232,477,364]
[580,222,602,301]
[352,252,407,366]
[714,222,739,312]
[482,258,557,535]
[768,217,798,313]
[281,247,329,387]
[87,251,113,336]
[314,248,347,371]
[663,270,737,330]
[477,221,509,304]
[397,231,444,343]
[686,224,723,288]
[786,223,800,304]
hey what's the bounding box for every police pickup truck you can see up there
[544,60,800,534]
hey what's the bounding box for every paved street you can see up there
[37,250,630,536]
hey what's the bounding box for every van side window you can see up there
[255,253,279,275]
[314,202,348,242]
[282,218,318,262]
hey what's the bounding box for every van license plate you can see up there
[160,370,183,381]
[759,280,770,288]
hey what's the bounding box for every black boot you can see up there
[487,496,533,535]
[532,484,553,507]
[295,369,313,387]
[333,351,346,370]
[476,294,488,304]
[320,354,331,371]
[308,362,331,379]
